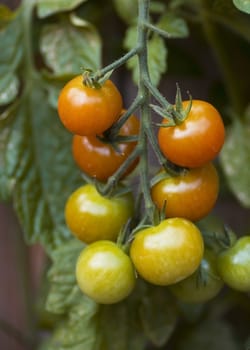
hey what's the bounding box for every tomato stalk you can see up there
[136,0,157,223]
[89,0,186,222]
[93,47,141,81]
[100,146,141,196]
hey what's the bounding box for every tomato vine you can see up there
[1,0,250,349]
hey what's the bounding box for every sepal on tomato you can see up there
[200,225,237,254]
[151,84,192,127]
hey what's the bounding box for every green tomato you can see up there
[130,218,204,286]
[65,184,134,244]
[170,250,224,303]
[76,241,136,304]
[217,236,250,292]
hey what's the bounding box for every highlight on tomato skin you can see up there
[76,240,136,304]
[57,75,123,136]
[151,162,219,222]
[130,217,204,286]
[72,111,140,181]
[64,184,134,244]
[158,100,225,168]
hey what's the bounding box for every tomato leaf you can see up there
[100,281,147,350]
[233,0,250,14]
[220,119,250,208]
[43,295,101,350]
[40,19,101,77]
[0,3,102,251]
[2,85,82,251]
[36,0,87,18]
[0,128,14,201]
[0,11,22,106]
[139,286,177,347]
[210,0,250,42]
[46,239,84,314]
[112,0,138,24]
[0,4,15,28]
[157,13,189,38]
[124,26,167,86]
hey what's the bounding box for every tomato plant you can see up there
[170,249,224,303]
[130,218,204,286]
[65,184,134,243]
[72,111,140,181]
[151,163,219,222]
[158,100,225,168]
[1,0,250,349]
[76,240,136,304]
[58,75,123,136]
[217,236,250,292]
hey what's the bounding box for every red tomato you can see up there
[158,100,225,168]
[58,75,122,135]
[151,163,219,222]
[72,112,140,181]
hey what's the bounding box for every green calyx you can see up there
[152,84,193,127]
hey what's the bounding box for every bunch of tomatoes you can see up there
[57,74,250,305]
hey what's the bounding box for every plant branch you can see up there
[100,146,142,196]
[143,76,171,108]
[106,94,144,139]
[94,47,141,81]
[137,0,156,223]
[143,21,174,39]
[146,125,184,176]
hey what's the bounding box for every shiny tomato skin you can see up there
[217,236,250,292]
[65,184,134,244]
[158,100,225,168]
[151,163,219,222]
[58,76,123,136]
[76,241,136,304]
[72,112,140,181]
[170,249,223,303]
[130,218,204,286]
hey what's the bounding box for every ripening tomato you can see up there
[151,163,219,222]
[76,241,136,304]
[58,75,123,135]
[65,184,134,243]
[72,111,140,181]
[217,236,250,292]
[158,100,225,168]
[130,218,204,286]
[170,249,224,303]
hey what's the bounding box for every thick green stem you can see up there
[137,0,156,223]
